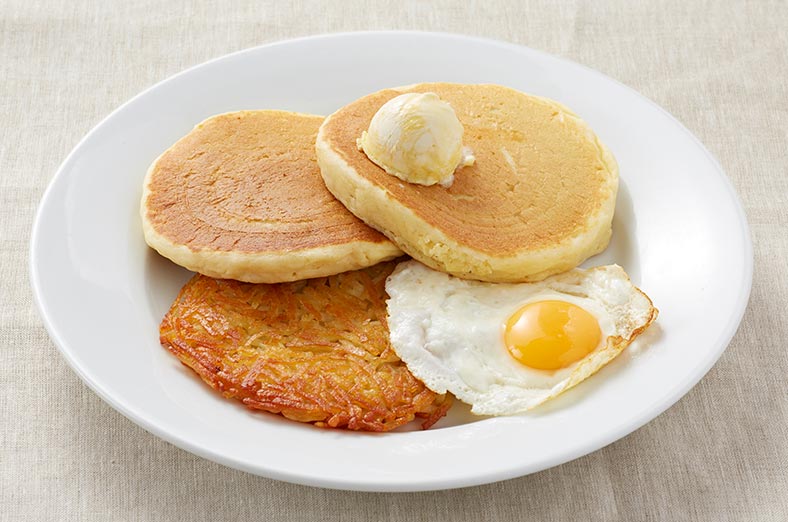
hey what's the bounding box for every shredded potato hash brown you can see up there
[159,261,451,431]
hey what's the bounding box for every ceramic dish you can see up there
[30,32,752,491]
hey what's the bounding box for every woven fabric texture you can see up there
[2,1,786,520]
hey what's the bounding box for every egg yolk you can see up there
[504,300,602,370]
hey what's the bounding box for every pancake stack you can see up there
[141,110,401,283]
[316,83,618,283]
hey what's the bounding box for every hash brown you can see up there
[159,261,451,431]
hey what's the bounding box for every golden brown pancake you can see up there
[316,83,619,283]
[141,110,401,283]
[159,261,452,432]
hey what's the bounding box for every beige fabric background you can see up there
[2,0,786,520]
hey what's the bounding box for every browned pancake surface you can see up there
[320,84,613,255]
[145,110,391,253]
[159,261,452,432]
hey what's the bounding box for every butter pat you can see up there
[358,92,474,187]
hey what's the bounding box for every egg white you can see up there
[385,260,656,415]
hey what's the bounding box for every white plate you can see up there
[30,32,752,492]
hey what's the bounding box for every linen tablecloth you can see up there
[3,1,786,520]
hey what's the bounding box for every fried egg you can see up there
[385,260,657,415]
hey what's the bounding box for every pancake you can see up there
[159,261,452,432]
[315,83,619,283]
[141,110,402,283]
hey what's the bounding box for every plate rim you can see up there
[29,30,754,492]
